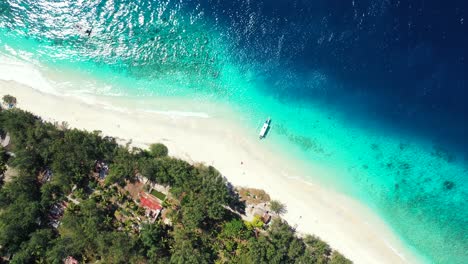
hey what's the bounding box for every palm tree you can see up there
[269,200,287,216]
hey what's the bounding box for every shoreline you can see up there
[0,81,424,264]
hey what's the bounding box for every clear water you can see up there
[1,1,467,263]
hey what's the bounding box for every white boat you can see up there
[259,117,271,139]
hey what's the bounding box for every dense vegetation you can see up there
[0,105,351,264]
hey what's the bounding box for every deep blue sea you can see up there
[0,0,467,263]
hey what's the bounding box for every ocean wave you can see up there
[0,54,57,95]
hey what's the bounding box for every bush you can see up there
[149,143,168,158]
[245,215,264,230]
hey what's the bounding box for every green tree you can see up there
[0,172,40,208]
[45,237,79,264]
[244,220,321,264]
[170,227,211,264]
[106,147,137,186]
[0,108,40,151]
[9,147,43,174]
[57,199,111,260]
[158,157,192,188]
[217,219,252,261]
[0,197,41,254]
[10,229,55,264]
[40,182,64,209]
[140,222,171,261]
[139,158,158,181]
[149,143,169,158]
[2,94,17,107]
[97,231,138,263]
[270,200,287,215]
[173,165,230,230]
[179,198,206,230]
[247,236,277,263]
[268,220,301,263]
[220,219,250,240]
[50,129,117,191]
[303,234,332,263]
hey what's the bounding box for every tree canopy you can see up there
[2,95,17,107]
[149,143,169,158]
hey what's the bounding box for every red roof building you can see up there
[139,192,163,223]
[139,192,163,211]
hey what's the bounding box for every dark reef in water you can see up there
[275,124,325,153]
[443,181,455,191]
[431,145,456,163]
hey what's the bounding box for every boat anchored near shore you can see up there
[259,117,271,139]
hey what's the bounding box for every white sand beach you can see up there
[0,81,423,264]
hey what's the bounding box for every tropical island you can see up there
[0,95,351,263]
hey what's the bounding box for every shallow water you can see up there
[1,0,467,263]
